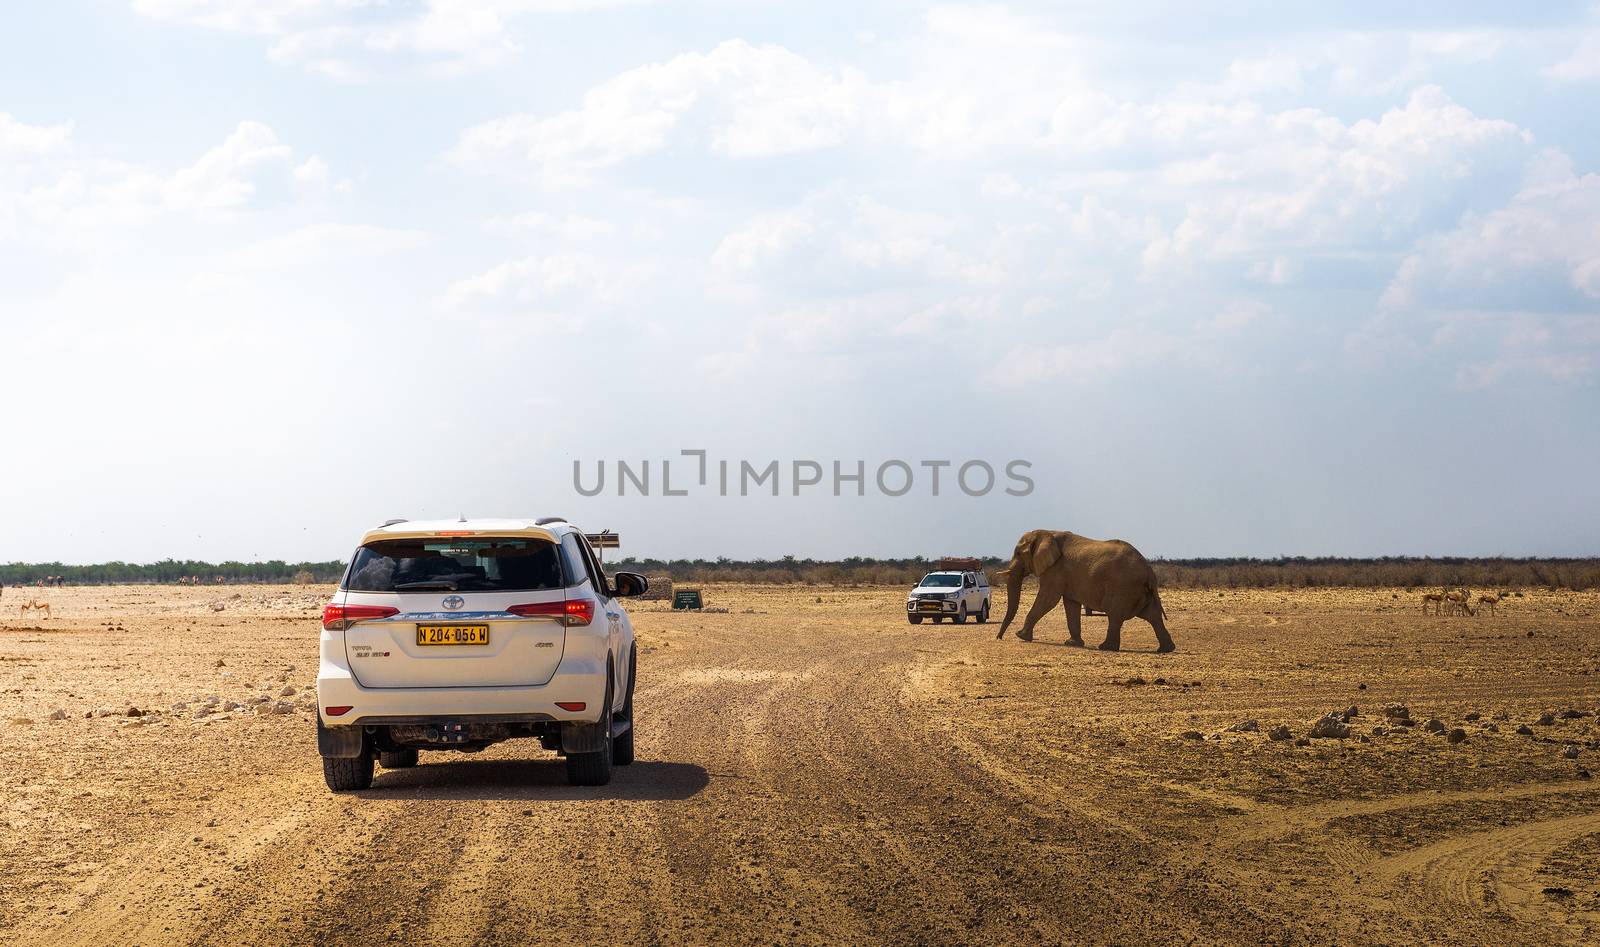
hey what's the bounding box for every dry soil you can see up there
[2,583,1598,945]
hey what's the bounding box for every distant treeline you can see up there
[604,555,1600,590]
[0,560,345,586]
[2,555,1597,590]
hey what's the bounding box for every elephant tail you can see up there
[1141,576,1166,621]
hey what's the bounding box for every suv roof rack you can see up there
[381,518,409,527]
[534,516,567,526]
[936,556,983,572]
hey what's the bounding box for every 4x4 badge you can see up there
[442,595,465,610]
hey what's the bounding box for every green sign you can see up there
[672,589,703,610]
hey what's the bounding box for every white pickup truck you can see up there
[906,569,991,624]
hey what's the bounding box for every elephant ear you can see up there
[1031,532,1063,574]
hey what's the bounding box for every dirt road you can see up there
[3,584,1598,944]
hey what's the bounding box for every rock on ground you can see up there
[1309,713,1351,739]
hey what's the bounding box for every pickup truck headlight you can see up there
[943,592,957,601]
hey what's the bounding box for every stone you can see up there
[171,702,189,712]
[222,701,242,712]
[279,686,296,697]
[1180,730,1203,740]
[1564,745,1581,759]
[254,703,273,716]
[1464,712,1481,722]
[1268,725,1292,741]
[1383,704,1410,719]
[1486,723,1500,733]
[1294,737,1310,747]
[271,701,293,715]
[1516,724,1534,735]
[1423,719,1445,733]
[1228,719,1259,733]
[125,707,142,717]
[1310,713,1350,739]
[1371,725,1388,736]
[1447,728,1466,744]
[1561,709,1588,719]
[1342,705,1360,721]
[48,708,68,720]
[213,659,226,668]
[1537,713,1556,726]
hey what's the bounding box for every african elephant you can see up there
[995,529,1174,653]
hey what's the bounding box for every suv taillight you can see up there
[507,599,594,626]
[322,604,399,631]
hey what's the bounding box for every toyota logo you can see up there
[442,595,465,611]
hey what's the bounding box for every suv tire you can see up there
[955,603,968,624]
[612,643,636,767]
[565,665,614,786]
[908,614,923,624]
[323,750,374,792]
[379,749,418,769]
[977,600,990,623]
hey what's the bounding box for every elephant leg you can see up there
[1017,587,1062,643]
[1099,616,1124,651]
[1141,605,1176,653]
[1063,599,1084,647]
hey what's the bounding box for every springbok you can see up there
[1444,587,1473,616]
[1475,592,1503,617]
[1421,590,1446,615]
[19,600,49,619]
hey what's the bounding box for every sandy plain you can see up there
[1,582,1598,945]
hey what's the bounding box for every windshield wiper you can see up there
[394,580,459,591]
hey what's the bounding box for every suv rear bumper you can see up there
[317,659,607,728]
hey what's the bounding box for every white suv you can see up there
[316,518,644,791]
[906,570,991,624]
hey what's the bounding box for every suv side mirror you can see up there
[611,571,649,598]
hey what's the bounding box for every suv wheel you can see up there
[323,749,374,792]
[565,664,614,786]
[612,643,636,767]
[379,749,418,769]
[908,614,923,625]
[955,603,967,624]
[977,600,990,624]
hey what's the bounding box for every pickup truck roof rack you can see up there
[936,557,983,572]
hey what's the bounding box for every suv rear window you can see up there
[344,538,565,592]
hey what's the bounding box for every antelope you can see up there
[1444,587,1473,616]
[1475,592,1503,617]
[1421,590,1446,615]
[19,600,49,619]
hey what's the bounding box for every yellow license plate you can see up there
[918,602,941,611]
[416,624,490,646]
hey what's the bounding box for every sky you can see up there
[2,1,1598,564]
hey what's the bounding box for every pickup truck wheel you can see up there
[977,600,990,623]
[322,750,374,792]
[379,749,418,769]
[565,668,614,787]
[908,614,923,624]
[612,643,636,767]
[955,603,968,624]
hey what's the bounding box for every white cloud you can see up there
[451,40,867,181]
[1383,152,1600,310]
[1545,32,1600,81]
[0,113,74,156]
[443,251,652,317]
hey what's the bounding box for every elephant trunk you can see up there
[996,555,1026,639]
